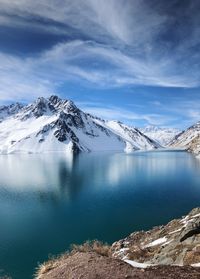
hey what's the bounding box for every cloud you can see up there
[77,101,175,126]
[143,97,200,129]
[172,101,200,126]
[0,0,200,103]
[0,53,54,102]
[0,0,166,45]
[1,37,200,102]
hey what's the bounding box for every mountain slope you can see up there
[140,126,181,146]
[93,120,161,151]
[170,121,200,155]
[0,96,159,155]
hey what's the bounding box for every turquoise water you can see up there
[0,150,200,278]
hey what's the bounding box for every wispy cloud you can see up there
[0,0,166,44]
[0,0,199,102]
[1,38,200,102]
[0,0,200,131]
[77,101,176,127]
[78,99,200,129]
[0,53,53,102]
[144,97,200,128]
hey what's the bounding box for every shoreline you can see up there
[36,207,200,279]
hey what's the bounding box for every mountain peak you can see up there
[49,95,62,104]
[48,96,78,114]
[62,100,79,114]
[0,95,161,154]
[31,97,49,117]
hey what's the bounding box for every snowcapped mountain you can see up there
[0,96,159,155]
[170,121,200,155]
[140,125,181,146]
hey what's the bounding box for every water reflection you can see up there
[0,154,72,189]
[0,151,200,279]
[0,151,200,201]
[0,154,82,202]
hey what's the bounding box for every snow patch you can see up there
[191,263,200,267]
[124,259,152,268]
[144,237,167,248]
[168,228,182,235]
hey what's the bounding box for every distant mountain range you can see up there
[0,96,160,154]
[1,95,200,157]
[140,125,181,146]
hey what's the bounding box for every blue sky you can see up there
[0,0,200,129]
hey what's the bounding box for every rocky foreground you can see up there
[111,207,200,266]
[36,252,200,279]
[36,208,200,279]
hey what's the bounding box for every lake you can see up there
[0,150,200,278]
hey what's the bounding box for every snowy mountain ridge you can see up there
[170,121,200,156]
[140,125,182,146]
[0,96,160,155]
[94,120,162,151]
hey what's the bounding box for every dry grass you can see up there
[35,240,110,279]
[35,260,60,279]
[71,240,110,257]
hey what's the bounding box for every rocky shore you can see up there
[111,207,200,266]
[36,208,200,279]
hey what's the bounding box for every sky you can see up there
[0,0,200,129]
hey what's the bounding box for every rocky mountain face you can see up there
[111,207,200,267]
[0,96,159,155]
[140,126,181,147]
[170,122,200,156]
